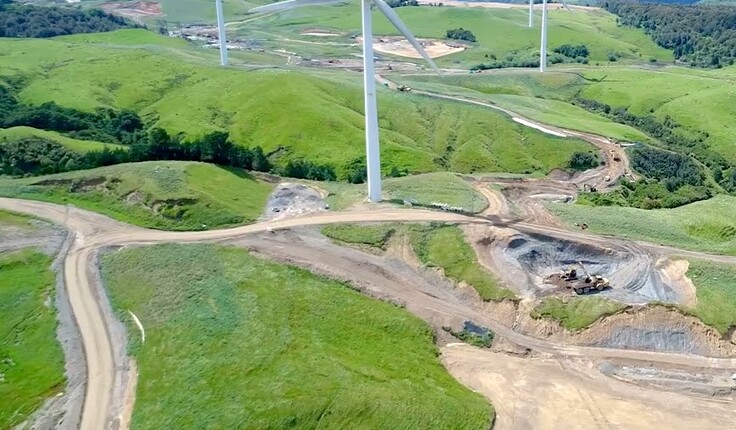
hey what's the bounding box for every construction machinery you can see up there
[548,261,610,294]
[573,261,609,294]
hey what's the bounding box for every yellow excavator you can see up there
[574,261,609,294]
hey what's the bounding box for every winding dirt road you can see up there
[1,197,735,429]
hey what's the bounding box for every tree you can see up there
[568,152,599,171]
[446,28,476,43]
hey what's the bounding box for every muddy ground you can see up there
[260,183,328,221]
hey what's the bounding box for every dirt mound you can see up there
[261,183,328,221]
[355,36,466,59]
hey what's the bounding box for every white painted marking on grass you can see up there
[513,117,567,138]
[128,311,145,344]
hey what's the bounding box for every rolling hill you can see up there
[0,29,593,178]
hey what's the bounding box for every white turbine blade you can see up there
[371,0,440,73]
[249,0,343,14]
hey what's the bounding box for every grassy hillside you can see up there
[408,66,736,165]
[101,244,493,429]
[578,67,736,161]
[411,225,515,301]
[319,172,488,211]
[686,260,736,335]
[1,30,592,177]
[0,161,273,230]
[549,195,736,255]
[400,73,650,142]
[244,5,672,67]
[0,126,123,153]
[0,250,65,429]
[532,296,627,330]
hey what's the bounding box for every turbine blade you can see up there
[249,0,344,14]
[371,0,440,73]
[559,0,573,12]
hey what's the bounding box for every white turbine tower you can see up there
[216,0,228,66]
[528,0,533,28]
[539,0,571,73]
[249,0,439,203]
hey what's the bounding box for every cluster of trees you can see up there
[0,131,272,177]
[629,146,704,191]
[583,179,712,209]
[386,0,419,7]
[572,96,728,176]
[0,86,145,145]
[472,50,540,70]
[471,47,591,71]
[571,96,727,208]
[568,151,599,171]
[0,2,134,38]
[446,28,476,43]
[553,44,589,59]
[603,0,736,67]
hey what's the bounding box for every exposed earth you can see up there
[356,36,467,59]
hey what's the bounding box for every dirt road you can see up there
[377,75,633,190]
[1,197,734,429]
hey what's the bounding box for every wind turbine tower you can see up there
[360,1,381,202]
[216,0,228,66]
[540,0,547,72]
[529,0,533,28]
[249,0,439,203]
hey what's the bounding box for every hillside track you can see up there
[1,197,735,429]
[377,75,634,191]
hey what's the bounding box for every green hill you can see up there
[0,126,122,153]
[0,161,274,230]
[1,30,592,177]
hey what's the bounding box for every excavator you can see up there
[558,262,609,294]
[574,261,609,294]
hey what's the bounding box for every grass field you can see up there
[0,250,65,429]
[101,244,493,429]
[318,172,489,211]
[0,210,36,229]
[0,29,592,178]
[685,260,736,335]
[531,296,628,330]
[322,223,396,248]
[0,126,123,153]
[399,75,650,142]
[411,225,515,301]
[247,5,671,67]
[0,161,273,230]
[577,66,736,160]
[549,195,736,255]
[404,65,736,163]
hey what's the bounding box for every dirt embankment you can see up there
[443,344,735,430]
